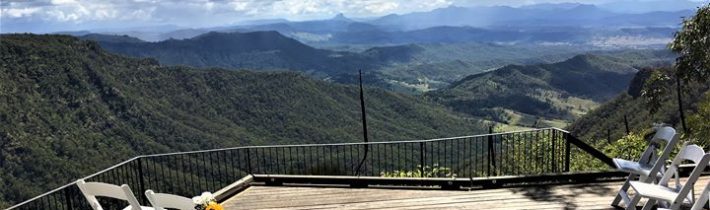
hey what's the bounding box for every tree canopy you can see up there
[671,4,710,82]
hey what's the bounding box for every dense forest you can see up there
[81,32,592,90]
[570,68,691,140]
[568,4,710,148]
[83,32,676,129]
[81,31,380,77]
[427,53,671,128]
[0,34,487,207]
[564,67,710,174]
[84,32,678,92]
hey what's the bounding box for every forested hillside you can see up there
[0,34,486,207]
[568,3,710,145]
[80,32,591,93]
[84,32,675,95]
[428,54,665,128]
[361,42,588,86]
[568,68,709,143]
[81,31,379,77]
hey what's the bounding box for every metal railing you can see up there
[7,127,612,210]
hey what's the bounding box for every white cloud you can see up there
[1,0,607,24]
[124,7,155,20]
[1,0,705,33]
[1,7,42,18]
[272,0,329,16]
[231,1,249,11]
[45,10,79,21]
[43,2,103,22]
[364,1,399,13]
[418,0,452,9]
[51,0,78,5]
[204,1,214,10]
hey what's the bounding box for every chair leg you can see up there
[669,202,683,210]
[641,199,656,210]
[613,175,634,207]
[626,195,643,210]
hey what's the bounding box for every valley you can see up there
[0,34,488,206]
[81,31,676,129]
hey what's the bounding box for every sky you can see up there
[1,0,709,33]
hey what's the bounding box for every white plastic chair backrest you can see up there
[639,126,677,167]
[651,126,677,144]
[145,190,195,210]
[658,143,710,206]
[76,179,143,210]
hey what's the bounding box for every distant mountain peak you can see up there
[380,13,399,18]
[520,3,588,10]
[192,30,284,40]
[79,33,145,43]
[562,54,605,66]
[331,13,352,21]
[570,53,601,61]
[571,4,599,9]
[443,5,466,9]
[433,5,469,12]
[568,54,619,65]
[560,54,639,75]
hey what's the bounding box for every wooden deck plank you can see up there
[221,176,710,209]
[225,184,617,209]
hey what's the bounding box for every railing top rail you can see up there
[550,127,570,133]
[6,156,141,209]
[6,127,569,209]
[143,127,562,158]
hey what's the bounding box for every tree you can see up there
[688,93,710,146]
[670,4,710,82]
[641,69,673,113]
[671,4,710,132]
[642,4,710,131]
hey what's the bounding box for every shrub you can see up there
[380,164,456,178]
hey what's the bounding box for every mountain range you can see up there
[81,31,593,82]
[427,52,675,128]
[0,34,486,207]
[82,30,676,91]
[53,3,692,47]
[230,6,686,46]
[83,31,377,77]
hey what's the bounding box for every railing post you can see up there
[607,128,612,144]
[551,129,556,173]
[246,148,253,175]
[137,157,146,204]
[419,142,425,178]
[564,132,571,172]
[64,188,73,210]
[624,115,630,135]
[487,126,496,176]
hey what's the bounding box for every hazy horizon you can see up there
[2,0,709,34]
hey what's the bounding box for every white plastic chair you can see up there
[688,181,710,210]
[612,126,679,208]
[657,183,710,210]
[76,179,153,210]
[660,182,710,210]
[628,143,710,210]
[145,190,195,210]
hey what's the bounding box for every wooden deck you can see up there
[221,176,710,210]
